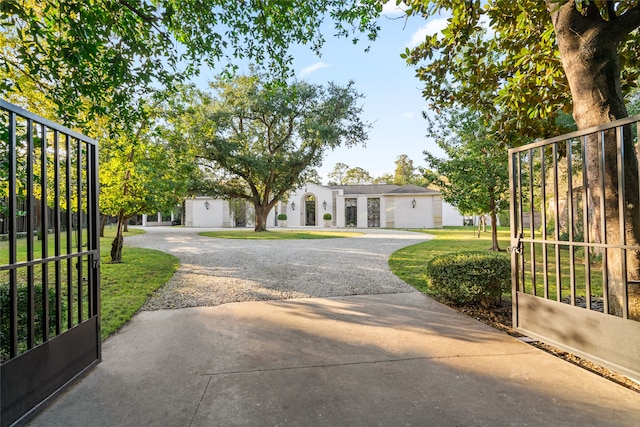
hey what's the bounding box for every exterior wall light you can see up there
[291,201,296,210]
[411,198,417,208]
[204,201,210,210]
[322,200,327,210]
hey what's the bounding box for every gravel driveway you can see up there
[123,227,433,310]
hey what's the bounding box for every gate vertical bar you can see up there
[581,135,592,309]
[26,118,35,349]
[54,130,63,334]
[552,142,562,302]
[528,149,536,296]
[517,154,525,291]
[509,148,520,327]
[65,134,74,329]
[599,130,609,313]
[7,109,18,358]
[540,147,549,299]
[76,137,84,322]
[616,125,629,319]
[40,124,50,342]
[566,139,576,305]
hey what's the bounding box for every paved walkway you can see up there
[29,228,640,426]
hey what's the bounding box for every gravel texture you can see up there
[122,227,433,311]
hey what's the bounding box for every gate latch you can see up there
[507,233,524,254]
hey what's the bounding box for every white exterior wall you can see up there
[285,183,336,227]
[393,195,435,229]
[183,184,460,229]
[186,198,229,227]
[442,201,466,226]
[335,196,346,228]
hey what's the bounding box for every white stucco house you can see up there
[183,183,465,229]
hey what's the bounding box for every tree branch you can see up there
[615,5,640,37]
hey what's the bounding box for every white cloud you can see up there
[299,61,330,77]
[402,112,414,119]
[382,1,409,16]
[408,17,449,48]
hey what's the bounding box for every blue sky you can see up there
[290,5,449,183]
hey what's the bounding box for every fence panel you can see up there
[509,114,640,382]
[0,100,100,426]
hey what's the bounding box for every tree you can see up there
[424,108,509,251]
[344,167,374,184]
[401,0,640,318]
[394,154,414,185]
[179,74,369,232]
[393,154,429,186]
[1,1,383,134]
[327,162,350,185]
[100,101,198,262]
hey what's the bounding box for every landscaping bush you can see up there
[0,283,65,361]
[426,251,511,306]
[323,213,332,220]
[277,214,287,220]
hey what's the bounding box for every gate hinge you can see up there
[507,233,524,254]
[93,259,100,269]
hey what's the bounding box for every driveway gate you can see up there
[1,100,100,426]
[508,114,640,381]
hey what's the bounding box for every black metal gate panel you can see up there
[1,100,101,426]
[508,114,640,381]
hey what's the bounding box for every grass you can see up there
[199,229,364,239]
[1,226,178,352]
[100,237,178,340]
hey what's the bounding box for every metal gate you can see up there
[1,100,100,426]
[508,114,640,381]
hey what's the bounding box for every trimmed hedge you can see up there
[323,213,332,220]
[277,214,287,220]
[426,251,510,306]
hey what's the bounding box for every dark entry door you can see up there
[1,100,101,426]
[305,200,316,226]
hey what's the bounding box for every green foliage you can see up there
[425,109,509,216]
[1,1,383,132]
[344,166,373,184]
[0,284,64,361]
[402,0,636,141]
[327,162,350,185]
[424,107,509,250]
[426,251,511,306]
[323,213,332,220]
[175,73,370,231]
[277,214,287,220]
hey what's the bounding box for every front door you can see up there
[305,199,316,226]
[345,198,357,227]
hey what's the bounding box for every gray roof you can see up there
[328,184,440,195]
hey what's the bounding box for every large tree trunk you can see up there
[489,194,502,252]
[550,1,640,319]
[254,204,269,232]
[110,211,125,263]
[100,213,108,238]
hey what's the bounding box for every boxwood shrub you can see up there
[426,251,511,306]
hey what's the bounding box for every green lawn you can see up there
[199,229,364,239]
[100,229,178,339]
